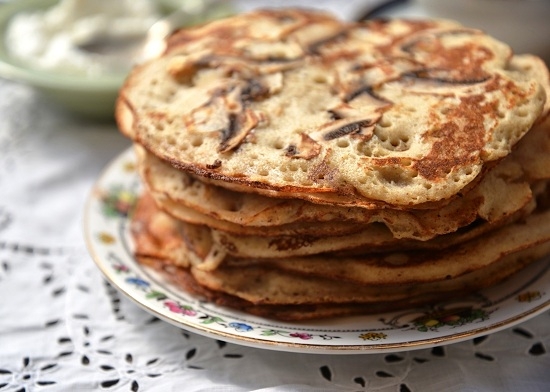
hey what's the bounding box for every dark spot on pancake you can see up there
[206,160,222,169]
[285,145,298,156]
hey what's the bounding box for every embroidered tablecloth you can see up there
[1,1,549,391]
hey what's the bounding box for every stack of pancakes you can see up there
[116,9,550,320]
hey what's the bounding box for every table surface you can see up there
[0,1,549,391]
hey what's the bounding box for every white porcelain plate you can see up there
[84,148,550,354]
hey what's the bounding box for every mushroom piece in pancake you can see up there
[117,10,547,206]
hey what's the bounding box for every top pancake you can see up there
[117,9,547,206]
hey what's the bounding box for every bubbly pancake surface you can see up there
[118,10,547,206]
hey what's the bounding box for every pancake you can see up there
[117,10,547,207]
[137,119,550,240]
[131,192,550,320]
[132,183,547,265]
[225,199,550,286]
[191,243,550,306]
[138,256,465,320]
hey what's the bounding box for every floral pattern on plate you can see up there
[84,148,550,354]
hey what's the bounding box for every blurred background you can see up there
[0,0,548,120]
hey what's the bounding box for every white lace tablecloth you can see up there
[1,2,550,391]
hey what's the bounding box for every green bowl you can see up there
[0,0,127,120]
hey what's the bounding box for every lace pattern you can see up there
[0,2,549,387]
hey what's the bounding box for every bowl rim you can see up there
[0,0,126,92]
